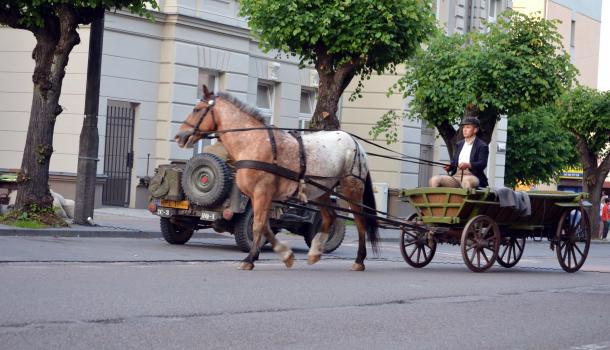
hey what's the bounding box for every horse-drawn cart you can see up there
[399,188,591,273]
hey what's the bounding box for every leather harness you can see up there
[186,95,363,201]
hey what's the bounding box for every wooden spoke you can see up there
[461,215,500,272]
[400,227,436,268]
[497,236,525,268]
[556,209,591,273]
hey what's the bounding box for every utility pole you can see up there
[74,15,104,225]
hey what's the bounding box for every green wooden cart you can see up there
[399,188,592,273]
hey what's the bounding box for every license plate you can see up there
[200,211,220,221]
[156,208,172,217]
[160,199,190,209]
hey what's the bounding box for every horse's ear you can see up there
[203,85,213,99]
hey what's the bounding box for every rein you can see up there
[190,125,449,169]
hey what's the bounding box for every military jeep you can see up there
[148,150,345,253]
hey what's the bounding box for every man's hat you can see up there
[460,117,480,127]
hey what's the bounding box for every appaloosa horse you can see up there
[175,87,379,271]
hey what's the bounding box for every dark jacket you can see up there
[449,137,489,188]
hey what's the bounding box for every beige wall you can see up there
[0,27,89,173]
[340,72,405,188]
[573,12,601,87]
[546,1,600,88]
[512,0,545,16]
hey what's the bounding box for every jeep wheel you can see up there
[304,214,346,253]
[182,153,233,207]
[233,205,269,252]
[160,218,194,245]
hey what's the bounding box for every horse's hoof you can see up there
[351,263,365,271]
[283,253,295,268]
[308,254,321,265]
[238,262,254,270]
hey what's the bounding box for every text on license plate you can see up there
[200,211,220,221]
[160,199,190,209]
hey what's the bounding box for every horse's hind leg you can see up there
[340,178,368,271]
[307,193,336,265]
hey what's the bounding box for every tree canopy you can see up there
[239,0,436,130]
[505,106,578,187]
[372,10,577,156]
[0,1,156,29]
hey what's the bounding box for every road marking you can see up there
[570,341,610,349]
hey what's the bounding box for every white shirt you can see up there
[458,138,475,165]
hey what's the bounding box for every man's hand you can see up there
[443,164,451,172]
[458,162,471,170]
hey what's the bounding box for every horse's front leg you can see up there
[308,194,336,265]
[238,195,269,270]
[263,226,294,269]
[239,192,294,270]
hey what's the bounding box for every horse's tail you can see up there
[363,172,380,255]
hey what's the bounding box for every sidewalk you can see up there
[0,207,165,238]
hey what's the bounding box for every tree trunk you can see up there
[15,7,81,212]
[435,106,497,158]
[74,15,104,225]
[582,169,604,239]
[309,52,357,131]
[577,136,610,239]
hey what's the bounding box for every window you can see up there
[488,0,501,22]
[299,89,317,132]
[256,82,274,124]
[194,70,219,156]
[570,20,576,48]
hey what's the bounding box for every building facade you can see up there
[1,0,318,208]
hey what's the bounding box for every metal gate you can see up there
[102,100,135,207]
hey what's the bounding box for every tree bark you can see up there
[309,51,358,131]
[435,106,497,158]
[576,135,610,239]
[15,6,81,211]
[74,15,104,225]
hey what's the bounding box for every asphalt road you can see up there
[1,233,610,350]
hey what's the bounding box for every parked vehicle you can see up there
[148,152,345,253]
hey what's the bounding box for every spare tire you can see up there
[182,153,233,207]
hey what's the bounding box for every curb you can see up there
[0,224,216,239]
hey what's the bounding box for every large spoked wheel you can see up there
[555,208,591,273]
[400,214,436,268]
[460,215,500,273]
[496,236,526,268]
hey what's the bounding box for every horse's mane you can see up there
[217,92,267,125]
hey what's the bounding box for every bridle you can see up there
[182,95,218,136]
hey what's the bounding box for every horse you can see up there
[174,87,379,271]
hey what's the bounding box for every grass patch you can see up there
[0,206,67,228]
[10,218,47,229]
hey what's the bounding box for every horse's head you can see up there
[174,85,218,148]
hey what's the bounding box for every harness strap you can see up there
[288,131,307,179]
[234,160,301,182]
[266,127,278,164]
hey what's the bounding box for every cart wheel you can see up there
[400,223,436,268]
[496,236,525,268]
[460,215,500,272]
[555,208,590,273]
